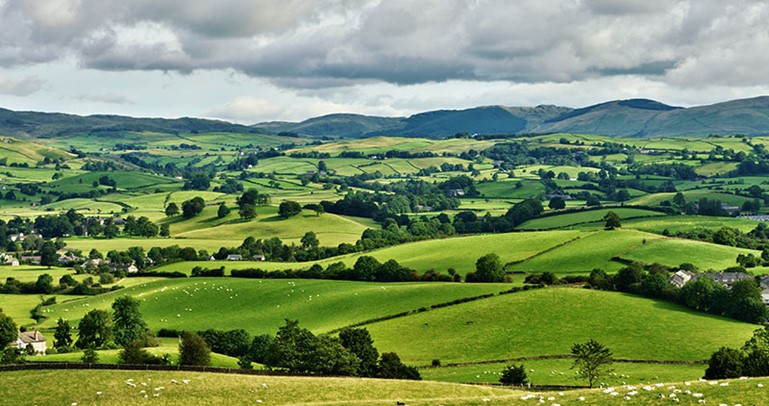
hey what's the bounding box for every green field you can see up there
[516,208,665,230]
[366,288,757,365]
[38,278,512,335]
[421,358,706,386]
[4,368,769,405]
[153,230,584,276]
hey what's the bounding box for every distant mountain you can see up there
[0,108,258,138]
[255,105,571,139]
[530,97,769,137]
[2,96,769,140]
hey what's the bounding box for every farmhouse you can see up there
[126,264,139,273]
[445,189,465,197]
[669,270,696,288]
[226,254,243,261]
[698,272,754,289]
[13,331,46,355]
[252,254,266,261]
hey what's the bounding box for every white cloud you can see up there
[0,75,45,96]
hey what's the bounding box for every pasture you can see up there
[516,208,665,230]
[365,288,757,365]
[38,278,512,335]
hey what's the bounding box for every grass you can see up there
[171,207,376,246]
[153,230,584,276]
[365,288,757,365]
[38,278,512,336]
[516,208,665,230]
[624,215,760,234]
[621,237,760,270]
[421,359,707,387]
[0,369,526,405]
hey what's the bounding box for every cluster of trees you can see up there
[668,223,769,252]
[706,326,769,379]
[0,273,121,297]
[224,320,419,378]
[231,256,457,283]
[236,188,269,221]
[48,296,207,366]
[587,264,769,324]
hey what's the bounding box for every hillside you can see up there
[0,108,259,138]
[2,96,769,140]
[256,96,769,138]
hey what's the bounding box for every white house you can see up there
[669,270,696,288]
[13,331,46,355]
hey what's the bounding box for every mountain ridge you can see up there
[1,96,769,139]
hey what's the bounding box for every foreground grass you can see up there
[2,369,769,405]
[0,369,521,406]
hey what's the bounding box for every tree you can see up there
[742,327,769,377]
[118,340,152,364]
[0,311,17,349]
[165,202,180,217]
[217,203,231,219]
[339,328,379,377]
[159,224,170,237]
[112,296,147,347]
[39,241,58,268]
[472,253,505,282]
[76,309,113,349]
[238,203,256,221]
[34,273,54,294]
[548,197,566,210]
[499,364,529,386]
[278,201,302,218]
[81,347,99,363]
[378,352,421,380]
[181,197,206,219]
[183,173,211,190]
[179,332,211,366]
[54,318,73,349]
[603,211,621,230]
[705,347,744,379]
[300,231,319,250]
[585,194,602,207]
[571,339,613,388]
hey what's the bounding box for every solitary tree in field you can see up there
[571,339,613,388]
[548,196,566,210]
[473,253,505,282]
[112,296,147,347]
[165,202,179,217]
[278,200,302,218]
[217,203,230,219]
[499,364,529,386]
[239,203,256,221]
[179,333,211,366]
[603,211,621,230]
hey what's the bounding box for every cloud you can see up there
[74,93,134,105]
[1,0,768,92]
[0,75,45,96]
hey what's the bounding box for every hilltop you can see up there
[2,96,769,140]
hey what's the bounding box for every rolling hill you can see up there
[4,96,769,141]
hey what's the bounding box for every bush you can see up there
[500,364,529,386]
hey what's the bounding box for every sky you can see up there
[1,0,768,124]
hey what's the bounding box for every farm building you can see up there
[226,254,243,261]
[669,270,696,288]
[12,331,46,355]
[252,254,266,261]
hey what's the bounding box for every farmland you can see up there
[2,127,769,400]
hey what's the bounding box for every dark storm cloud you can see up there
[1,0,768,90]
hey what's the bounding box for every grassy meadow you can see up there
[38,278,512,335]
[365,288,757,365]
